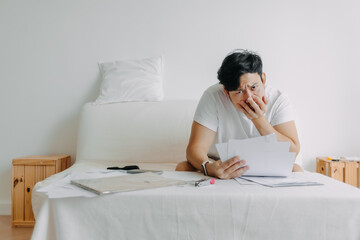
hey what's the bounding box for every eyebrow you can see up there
[237,82,259,91]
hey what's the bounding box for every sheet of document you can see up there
[228,140,290,160]
[238,173,323,187]
[215,133,295,177]
[216,133,278,162]
[238,151,295,177]
[215,142,228,162]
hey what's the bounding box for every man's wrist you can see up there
[205,161,218,178]
[251,115,270,130]
[201,160,210,176]
[251,115,266,124]
[251,116,275,136]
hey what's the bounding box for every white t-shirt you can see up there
[194,83,296,159]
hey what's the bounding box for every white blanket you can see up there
[31,163,360,240]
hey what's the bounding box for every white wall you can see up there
[1,0,360,214]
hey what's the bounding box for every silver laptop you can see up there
[71,172,186,195]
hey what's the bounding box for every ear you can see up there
[261,72,267,85]
[222,85,230,98]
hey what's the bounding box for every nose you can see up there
[243,88,252,98]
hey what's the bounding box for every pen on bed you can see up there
[195,177,215,187]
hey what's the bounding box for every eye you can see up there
[251,85,257,90]
[236,90,242,94]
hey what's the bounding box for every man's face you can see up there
[226,73,266,111]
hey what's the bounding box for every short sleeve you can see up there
[193,90,218,132]
[270,93,296,126]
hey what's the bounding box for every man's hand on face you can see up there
[239,95,268,120]
[207,156,249,179]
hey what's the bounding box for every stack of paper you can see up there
[215,133,296,177]
[238,173,323,187]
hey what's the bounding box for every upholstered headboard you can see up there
[75,100,198,164]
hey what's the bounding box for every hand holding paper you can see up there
[215,133,295,177]
[206,157,249,179]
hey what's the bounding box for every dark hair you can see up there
[217,49,263,91]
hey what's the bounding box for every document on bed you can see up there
[215,133,296,177]
[237,173,323,187]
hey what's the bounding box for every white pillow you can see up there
[95,56,164,104]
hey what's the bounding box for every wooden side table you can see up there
[11,155,71,227]
[316,156,359,188]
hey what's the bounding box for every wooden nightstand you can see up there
[316,156,359,188]
[11,155,71,227]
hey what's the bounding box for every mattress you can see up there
[31,162,360,240]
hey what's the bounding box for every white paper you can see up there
[238,173,323,187]
[215,142,228,162]
[240,151,295,177]
[216,133,278,162]
[215,133,295,177]
[228,140,290,160]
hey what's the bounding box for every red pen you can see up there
[195,177,215,187]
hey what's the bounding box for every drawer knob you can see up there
[27,187,31,193]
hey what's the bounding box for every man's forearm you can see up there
[252,116,300,154]
[186,146,210,171]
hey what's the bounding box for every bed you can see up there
[31,100,360,240]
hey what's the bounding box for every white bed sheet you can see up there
[31,163,360,240]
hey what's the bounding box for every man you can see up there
[176,49,303,179]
